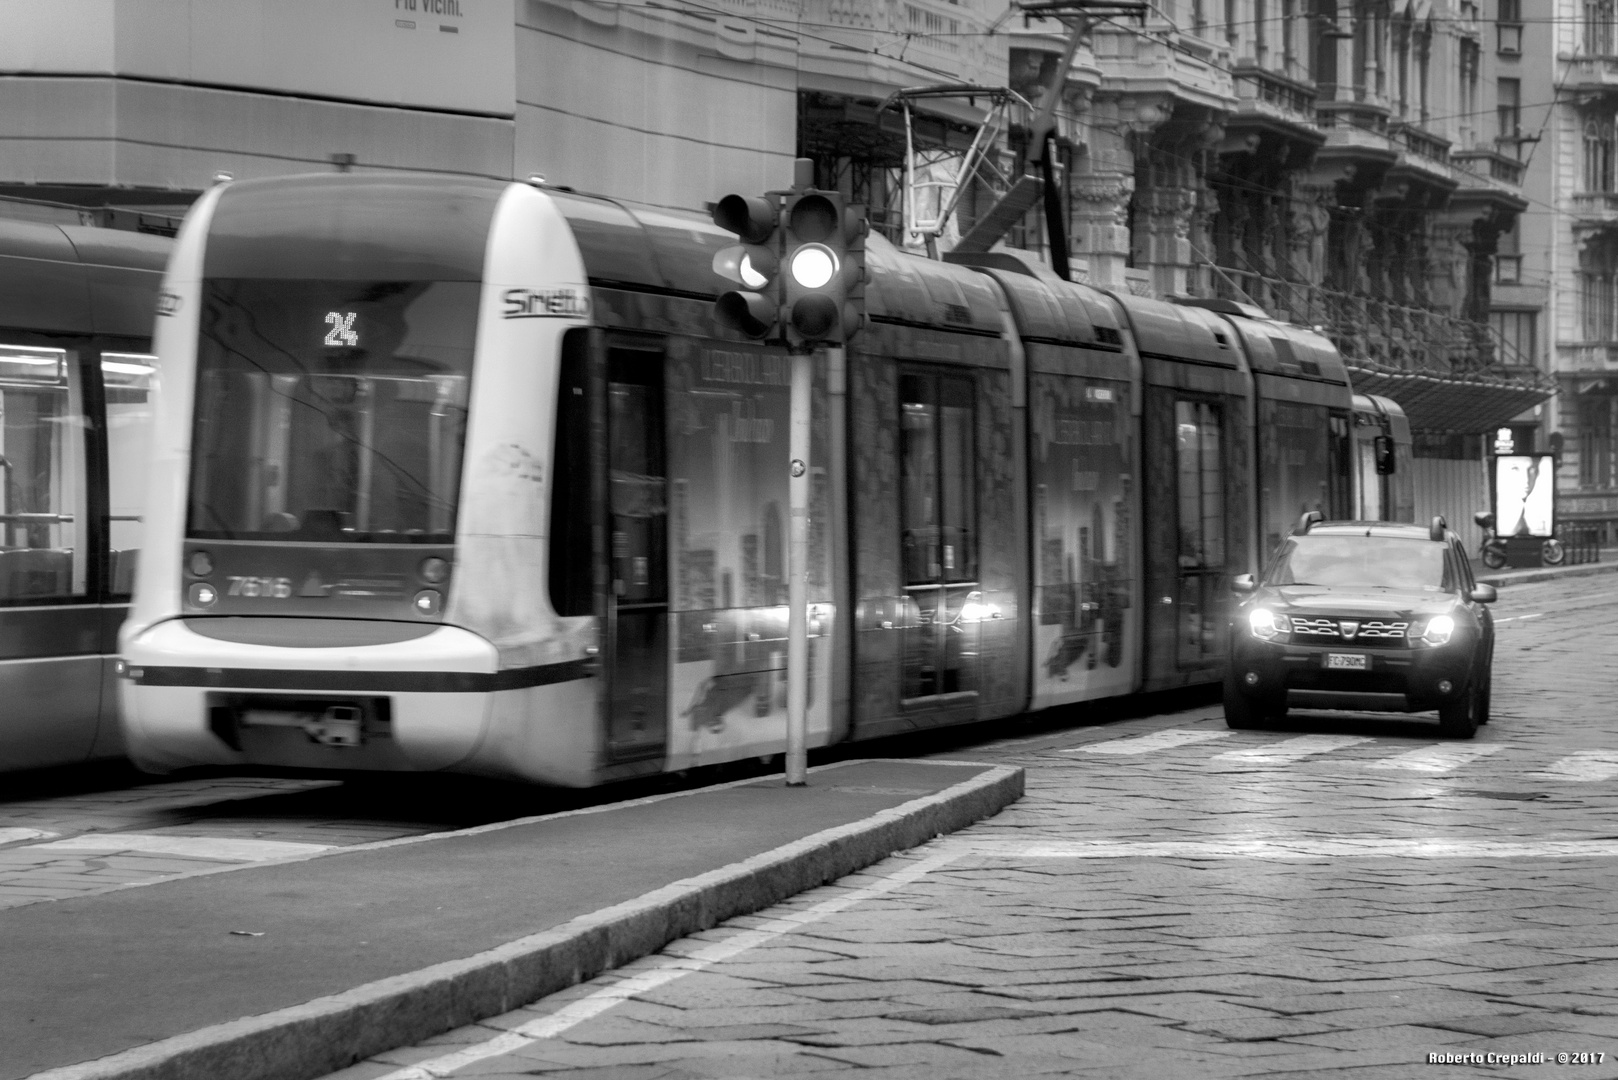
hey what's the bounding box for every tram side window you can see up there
[1175,399,1225,666]
[0,346,87,602]
[549,330,593,618]
[103,352,156,597]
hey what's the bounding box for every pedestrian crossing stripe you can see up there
[1056,729,1618,781]
[1367,744,1506,773]
[1064,729,1231,755]
[945,838,1618,859]
[1531,750,1618,782]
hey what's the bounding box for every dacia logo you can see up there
[502,287,589,319]
[1339,620,1360,640]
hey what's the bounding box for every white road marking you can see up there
[1211,734,1373,764]
[1367,744,1507,773]
[1531,751,1618,782]
[944,837,1618,859]
[1496,613,1544,622]
[375,848,963,1079]
[26,834,333,861]
[0,828,57,846]
[1064,729,1232,755]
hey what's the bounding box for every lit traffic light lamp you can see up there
[711,194,781,340]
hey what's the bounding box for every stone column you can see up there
[1071,91,1171,289]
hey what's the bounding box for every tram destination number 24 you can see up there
[324,311,359,347]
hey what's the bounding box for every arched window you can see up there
[1579,234,1618,341]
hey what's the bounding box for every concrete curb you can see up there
[29,760,1023,1080]
[1478,559,1618,588]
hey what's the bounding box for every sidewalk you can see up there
[1473,546,1618,587]
[6,758,1021,1080]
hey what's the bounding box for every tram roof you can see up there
[0,217,169,338]
[943,250,1124,350]
[1215,311,1350,387]
[1110,291,1242,369]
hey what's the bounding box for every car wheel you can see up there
[1223,674,1276,730]
[1476,662,1492,726]
[1438,682,1478,739]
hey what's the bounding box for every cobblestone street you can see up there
[328,576,1618,1080]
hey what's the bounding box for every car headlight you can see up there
[1248,607,1287,640]
[1421,614,1455,646]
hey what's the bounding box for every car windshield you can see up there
[1267,534,1449,590]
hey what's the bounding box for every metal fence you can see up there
[1559,522,1604,565]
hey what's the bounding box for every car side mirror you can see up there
[1231,573,1256,594]
[1469,584,1498,604]
[1373,434,1396,475]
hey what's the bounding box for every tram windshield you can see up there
[188,279,477,543]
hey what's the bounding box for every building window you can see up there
[1579,398,1613,488]
[1489,309,1537,366]
[1587,116,1618,190]
[1459,40,1481,146]
[1587,0,1617,54]
[1497,0,1523,52]
[1497,78,1522,152]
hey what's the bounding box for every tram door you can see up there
[605,350,669,762]
[899,370,979,703]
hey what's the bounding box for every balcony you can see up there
[1226,64,1324,156]
[1571,191,1618,231]
[1561,53,1618,96]
[1091,23,1234,112]
[1452,149,1525,186]
[1555,342,1618,370]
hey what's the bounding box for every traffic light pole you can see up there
[785,344,813,787]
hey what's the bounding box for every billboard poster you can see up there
[1029,372,1135,705]
[1492,454,1555,538]
[664,339,832,767]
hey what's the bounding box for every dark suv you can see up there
[1225,515,1497,738]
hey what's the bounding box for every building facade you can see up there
[0,0,1555,540]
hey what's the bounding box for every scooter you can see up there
[1474,511,1563,569]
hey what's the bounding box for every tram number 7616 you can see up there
[226,576,293,599]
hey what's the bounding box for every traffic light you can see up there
[781,191,867,349]
[711,194,780,340]
[710,170,867,348]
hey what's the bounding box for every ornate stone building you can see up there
[0,0,1553,537]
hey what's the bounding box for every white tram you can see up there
[118,174,1412,786]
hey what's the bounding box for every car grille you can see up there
[1287,616,1410,647]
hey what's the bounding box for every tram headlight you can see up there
[413,589,443,617]
[1248,608,1287,641]
[419,556,450,584]
[187,550,214,577]
[188,581,218,607]
[1420,614,1455,646]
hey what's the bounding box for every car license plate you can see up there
[1325,653,1368,671]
